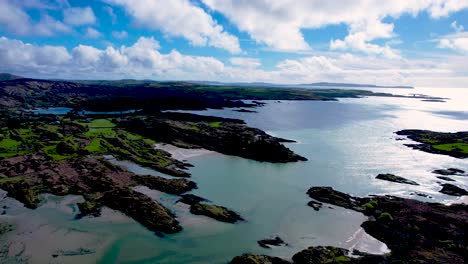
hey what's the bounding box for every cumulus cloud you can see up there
[202,0,468,54]
[63,7,96,26]
[85,27,102,38]
[0,36,225,79]
[1,36,468,87]
[0,0,71,36]
[104,0,241,54]
[437,32,468,53]
[229,57,261,68]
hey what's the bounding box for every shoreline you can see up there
[154,143,215,162]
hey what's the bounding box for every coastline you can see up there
[154,143,215,162]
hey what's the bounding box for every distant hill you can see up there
[0,73,23,81]
[300,82,413,89]
[0,73,413,89]
[192,80,413,89]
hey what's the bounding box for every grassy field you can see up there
[433,143,468,154]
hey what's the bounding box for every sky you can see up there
[0,0,468,87]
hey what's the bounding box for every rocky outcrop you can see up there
[436,176,455,181]
[119,115,308,163]
[102,188,182,235]
[177,194,208,205]
[375,173,419,185]
[306,187,468,264]
[133,175,197,195]
[190,203,244,223]
[230,254,290,264]
[0,154,182,235]
[439,183,468,196]
[432,168,466,176]
[396,130,468,158]
[232,187,468,264]
[257,236,287,249]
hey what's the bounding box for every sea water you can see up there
[1,88,467,263]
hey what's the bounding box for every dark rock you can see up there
[292,246,352,264]
[103,188,182,235]
[55,141,77,155]
[375,173,419,185]
[307,200,323,211]
[410,192,432,198]
[177,194,208,205]
[120,115,308,163]
[432,168,466,176]
[76,199,102,219]
[436,176,455,182]
[230,254,291,264]
[233,109,257,113]
[257,236,287,249]
[439,183,468,196]
[305,186,468,264]
[133,175,197,195]
[190,203,244,223]
[0,180,40,209]
[307,187,360,210]
[421,99,446,102]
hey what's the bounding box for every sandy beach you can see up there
[154,143,214,161]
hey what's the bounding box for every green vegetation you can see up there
[209,121,222,128]
[362,200,379,212]
[88,119,116,128]
[190,203,243,223]
[397,130,468,158]
[0,176,24,183]
[0,117,178,174]
[433,143,468,154]
[379,212,394,221]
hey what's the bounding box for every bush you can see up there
[378,212,394,221]
[362,200,378,210]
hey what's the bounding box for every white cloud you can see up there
[104,0,241,54]
[437,32,468,53]
[85,27,102,38]
[2,36,468,87]
[0,36,225,79]
[451,21,464,32]
[428,0,468,18]
[0,0,71,36]
[202,0,468,53]
[63,6,96,26]
[112,30,128,39]
[229,57,261,68]
[0,37,71,73]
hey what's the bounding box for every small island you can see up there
[396,130,468,158]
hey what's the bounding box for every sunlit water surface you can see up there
[1,88,467,264]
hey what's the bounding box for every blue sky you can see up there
[1,0,468,87]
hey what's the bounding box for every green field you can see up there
[433,143,468,154]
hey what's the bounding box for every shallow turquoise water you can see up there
[2,88,467,263]
[99,88,468,263]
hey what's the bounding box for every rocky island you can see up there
[396,129,468,158]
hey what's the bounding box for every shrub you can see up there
[378,212,394,221]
